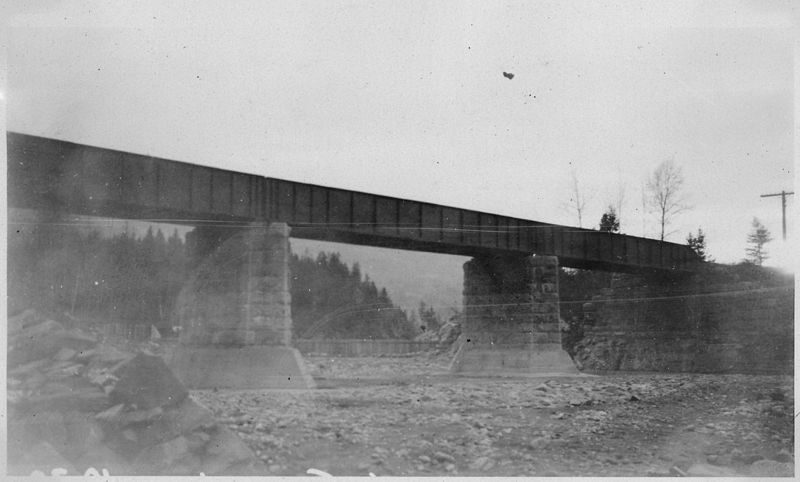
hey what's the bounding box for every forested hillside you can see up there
[290,252,416,339]
[291,238,465,322]
[9,217,416,339]
[9,222,190,333]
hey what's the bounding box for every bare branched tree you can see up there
[646,159,689,241]
[611,173,626,232]
[565,169,591,228]
[640,180,647,237]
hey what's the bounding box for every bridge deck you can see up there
[7,132,698,272]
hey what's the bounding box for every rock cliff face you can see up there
[7,309,266,476]
[567,265,793,374]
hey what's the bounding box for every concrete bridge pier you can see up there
[451,254,579,376]
[167,222,315,389]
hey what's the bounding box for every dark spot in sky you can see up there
[503,72,514,80]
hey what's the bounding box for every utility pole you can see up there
[760,190,794,240]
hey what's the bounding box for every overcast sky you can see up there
[2,0,796,269]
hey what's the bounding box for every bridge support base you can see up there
[452,254,579,376]
[171,222,314,389]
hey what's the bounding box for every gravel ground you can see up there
[192,354,794,477]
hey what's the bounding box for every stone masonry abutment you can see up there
[167,222,314,388]
[452,254,578,375]
[570,266,794,374]
[178,223,292,346]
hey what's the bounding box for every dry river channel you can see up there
[192,354,794,477]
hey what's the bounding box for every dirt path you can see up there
[192,356,793,477]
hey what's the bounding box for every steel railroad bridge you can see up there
[7,132,700,386]
[8,132,697,273]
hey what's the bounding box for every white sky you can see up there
[2,0,797,269]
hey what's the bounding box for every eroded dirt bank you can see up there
[194,355,794,477]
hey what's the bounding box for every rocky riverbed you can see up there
[9,308,794,477]
[193,354,795,477]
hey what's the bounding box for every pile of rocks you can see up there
[415,319,462,352]
[7,309,266,476]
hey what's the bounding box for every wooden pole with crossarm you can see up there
[760,190,794,240]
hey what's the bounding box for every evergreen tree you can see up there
[378,287,390,305]
[418,301,441,332]
[745,217,772,266]
[599,206,620,233]
[686,228,710,262]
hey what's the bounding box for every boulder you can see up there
[60,410,106,460]
[202,427,266,475]
[132,435,191,474]
[8,411,67,455]
[749,459,794,477]
[24,386,111,413]
[110,353,188,410]
[8,308,40,334]
[8,319,69,365]
[135,398,217,447]
[7,310,266,476]
[774,449,794,463]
